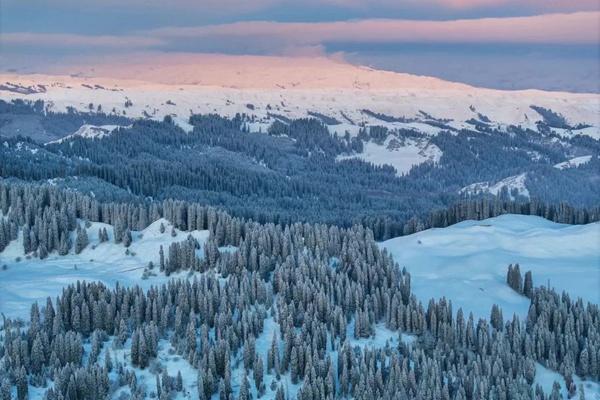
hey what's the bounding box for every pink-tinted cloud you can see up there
[428,0,598,11]
[3,12,597,55]
[151,11,600,45]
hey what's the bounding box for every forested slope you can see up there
[1,100,599,240]
[0,182,598,399]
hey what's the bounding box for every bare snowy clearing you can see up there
[382,214,600,322]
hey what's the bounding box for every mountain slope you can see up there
[382,214,600,320]
[1,55,598,138]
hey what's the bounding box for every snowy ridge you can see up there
[459,173,530,199]
[47,124,126,144]
[554,155,593,170]
[1,55,598,139]
[2,57,598,177]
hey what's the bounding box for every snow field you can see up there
[0,218,209,319]
[382,214,600,321]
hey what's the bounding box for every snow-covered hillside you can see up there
[0,219,209,319]
[47,124,127,144]
[459,173,530,199]
[3,213,597,324]
[1,55,598,138]
[337,135,442,175]
[2,56,598,176]
[1,210,599,399]
[382,214,600,321]
[554,155,593,169]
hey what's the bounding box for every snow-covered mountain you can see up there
[1,55,598,139]
[3,55,598,180]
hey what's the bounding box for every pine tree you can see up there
[523,271,534,298]
[290,346,299,384]
[176,371,183,392]
[16,366,28,400]
[123,229,132,247]
[131,329,140,366]
[275,386,285,400]
[253,354,264,393]
[268,332,278,373]
[75,225,89,254]
[105,349,113,372]
[30,334,45,374]
[58,231,71,255]
[218,380,227,400]
[23,225,31,253]
[550,381,562,400]
[238,373,251,400]
[138,330,148,368]
[197,372,205,400]
[159,245,165,271]
[490,304,503,331]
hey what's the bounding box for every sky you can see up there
[1,0,599,92]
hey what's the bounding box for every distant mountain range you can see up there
[1,56,598,238]
[0,55,597,142]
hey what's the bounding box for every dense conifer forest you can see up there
[0,181,598,399]
[1,100,599,240]
[0,98,599,399]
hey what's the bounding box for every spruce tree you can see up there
[523,271,534,298]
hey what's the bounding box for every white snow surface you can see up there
[1,54,598,138]
[47,124,126,144]
[3,56,598,175]
[0,218,209,319]
[460,173,530,199]
[382,214,600,321]
[535,363,600,400]
[337,135,442,175]
[554,155,593,169]
[1,211,599,398]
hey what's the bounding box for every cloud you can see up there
[7,0,597,13]
[150,11,600,48]
[2,12,597,57]
[3,0,596,27]
[427,0,598,11]
[1,33,163,50]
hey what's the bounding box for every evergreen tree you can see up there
[238,373,251,400]
[123,229,132,247]
[523,270,534,298]
[75,225,89,254]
